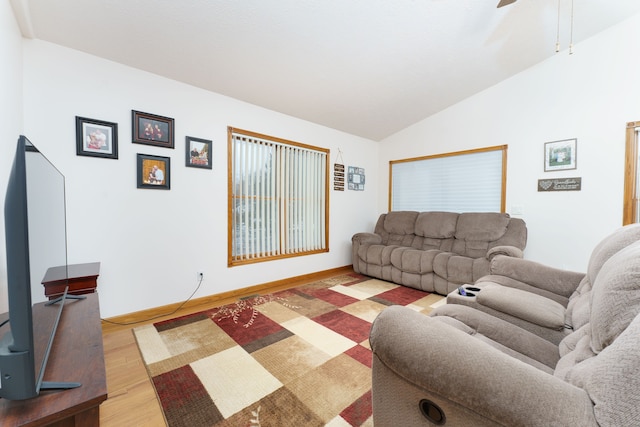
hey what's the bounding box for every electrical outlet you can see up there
[197,272,204,281]
[511,204,524,215]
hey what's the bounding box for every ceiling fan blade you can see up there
[497,0,517,7]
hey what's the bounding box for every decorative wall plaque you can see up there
[334,163,345,191]
[538,177,581,192]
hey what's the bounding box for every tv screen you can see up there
[0,136,68,400]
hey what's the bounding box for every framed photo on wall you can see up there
[132,110,175,148]
[185,136,212,169]
[137,153,170,189]
[544,138,577,172]
[347,166,365,191]
[75,116,118,159]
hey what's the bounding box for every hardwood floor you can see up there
[98,267,355,426]
[100,329,165,426]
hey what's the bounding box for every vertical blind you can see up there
[391,147,505,212]
[230,129,328,264]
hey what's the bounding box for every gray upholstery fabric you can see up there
[382,210,418,237]
[454,212,510,241]
[370,226,640,426]
[572,313,640,427]
[352,211,527,295]
[452,223,640,344]
[485,255,584,299]
[589,242,640,352]
[476,284,565,329]
[414,211,458,238]
[430,304,560,370]
[370,306,598,426]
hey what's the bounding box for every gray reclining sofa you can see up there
[352,211,527,295]
[369,224,640,426]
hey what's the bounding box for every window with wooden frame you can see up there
[623,121,640,225]
[389,145,507,212]
[228,127,329,266]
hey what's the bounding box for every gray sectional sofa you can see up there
[352,211,527,295]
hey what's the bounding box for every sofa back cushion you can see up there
[375,211,419,246]
[373,211,526,258]
[413,211,458,251]
[565,223,640,332]
[556,240,640,391]
[567,313,640,426]
[452,213,512,258]
[589,240,640,353]
[585,223,640,288]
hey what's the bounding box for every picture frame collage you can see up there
[75,110,213,191]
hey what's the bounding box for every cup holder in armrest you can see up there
[457,285,481,297]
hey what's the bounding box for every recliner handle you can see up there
[419,399,446,425]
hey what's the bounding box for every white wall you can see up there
[380,14,640,272]
[21,40,378,318]
[0,0,24,313]
[12,9,640,317]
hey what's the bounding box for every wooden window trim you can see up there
[227,127,330,267]
[623,121,640,225]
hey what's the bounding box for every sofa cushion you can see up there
[585,223,640,286]
[431,314,555,373]
[476,284,566,330]
[589,241,640,353]
[430,304,560,370]
[570,312,640,426]
[378,211,420,247]
[382,211,419,235]
[564,280,592,331]
[558,323,589,358]
[414,211,458,238]
[360,244,397,267]
[454,212,510,242]
[389,247,437,274]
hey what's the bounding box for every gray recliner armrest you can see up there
[351,232,382,245]
[486,244,523,260]
[489,255,585,298]
[475,284,566,329]
[370,306,597,427]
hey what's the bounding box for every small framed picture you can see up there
[137,154,170,189]
[347,166,365,191]
[544,138,577,172]
[75,116,118,159]
[132,110,174,148]
[185,136,212,169]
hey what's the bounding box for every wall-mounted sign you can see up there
[538,177,581,192]
[334,163,345,191]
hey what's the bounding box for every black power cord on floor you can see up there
[100,275,205,326]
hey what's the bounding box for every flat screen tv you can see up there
[0,135,80,400]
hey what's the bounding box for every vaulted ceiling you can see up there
[12,0,640,141]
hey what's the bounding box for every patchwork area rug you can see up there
[133,274,444,427]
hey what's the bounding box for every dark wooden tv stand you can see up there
[0,293,107,426]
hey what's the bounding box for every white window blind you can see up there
[391,147,506,212]
[229,128,328,264]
